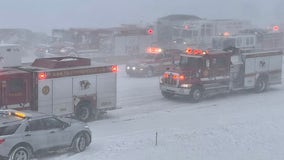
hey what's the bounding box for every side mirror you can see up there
[206,59,210,68]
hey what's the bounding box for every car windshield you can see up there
[179,56,202,68]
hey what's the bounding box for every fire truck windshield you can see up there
[212,37,235,50]
[179,56,202,68]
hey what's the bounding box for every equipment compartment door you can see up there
[97,73,116,110]
[52,78,73,115]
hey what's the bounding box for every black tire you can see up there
[9,146,32,160]
[255,78,267,93]
[72,133,88,153]
[76,104,91,122]
[190,87,203,103]
[161,91,174,99]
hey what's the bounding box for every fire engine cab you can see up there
[125,47,181,77]
[0,44,117,121]
[159,47,283,102]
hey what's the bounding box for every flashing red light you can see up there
[194,49,202,55]
[179,75,185,81]
[112,65,118,72]
[273,25,279,31]
[38,72,47,80]
[185,48,193,54]
[223,32,230,36]
[163,73,169,78]
[147,28,153,35]
[0,139,5,144]
[146,47,162,54]
[185,48,208,55]
[184,25,189,30]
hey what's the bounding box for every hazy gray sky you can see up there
[0,0,283,33]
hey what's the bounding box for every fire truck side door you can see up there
[210,56,230,81]
[159,53,173,72]
[1,77,31,108]
[38,79,53,114]
[52,78,73,115]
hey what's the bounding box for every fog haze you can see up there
[0,0,283,32]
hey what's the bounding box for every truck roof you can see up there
[0,67,29,76]
[31,56,91,69]
[243,50,283,58]
[18,56,115,72]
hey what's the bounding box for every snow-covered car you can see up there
[34,45,50,58]
[125,48,182,77]
[34,44,78,58]
[0,110,92,160]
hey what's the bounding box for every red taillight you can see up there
[38,72,47,80]
[0,139,5,144]
[163,73,169,78]
[112,65,118,72]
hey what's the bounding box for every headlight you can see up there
[159,77,163,84]
[126,66,130,70]
[132,66,136,70]
[180,84,192,88]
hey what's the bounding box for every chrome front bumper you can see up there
[160,85,191,96]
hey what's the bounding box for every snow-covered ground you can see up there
[32,62,284,160]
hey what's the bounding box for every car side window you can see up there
[0,124,21,136]
[42,117,63,130]
[26,119,43,131]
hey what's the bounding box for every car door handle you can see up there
[49,131,55,134]
[25,134,31,137]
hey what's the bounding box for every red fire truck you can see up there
[0,45,117,121]
[159,48,283,102]
[125,47,182,77]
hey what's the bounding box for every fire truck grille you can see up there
[164,74,178,85]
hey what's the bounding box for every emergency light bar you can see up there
[0,109,29,119]
[185,48,208,55]
[146,47,162,54]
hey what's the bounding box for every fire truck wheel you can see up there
[161,91,174,99]
[190,87,203,103]
[255,78,267,93]
[76,105,91,122]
